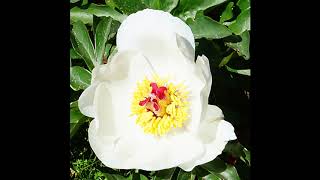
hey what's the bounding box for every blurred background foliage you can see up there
[70,0,251,179]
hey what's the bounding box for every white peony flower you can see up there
[78,9,236,171]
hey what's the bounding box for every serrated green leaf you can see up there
[71,21,96,70]
[141,0,179,12]
[174,0,227,20]
[187,14,232,39]
[70,7,93,25]
[112,0,146,15]
[95,17,112,65]
[220,2,234,23]
[237,0,250,11]
[87,3,127,22]
[226,66,250,76]
[219,51,234,68]
[201,158,227,173]
[70,66,92,91]
[70,48,82,59]
[228,8,250,35]
[218,165,240,180]
[226,31,250,59]
[177,169,195,180]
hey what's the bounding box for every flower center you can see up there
[131,76,189,136]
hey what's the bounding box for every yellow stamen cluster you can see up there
[131,76,189,136]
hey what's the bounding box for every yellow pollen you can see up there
[131,75,189,136]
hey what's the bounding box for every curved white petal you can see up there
[196,55,212,122]
[89,117,204,171]
[117,9,194,66]
[78,83,98,118]
[196,55,212,99]
[179,105,237,171]
[78,50,155,118]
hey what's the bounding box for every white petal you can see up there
[117,9,194,65]
[89,118,204,171]
[195,55,213,123]
[78,50,154,118]
[179,105,237,171]
[78,83,98,118]
[196,55,212,98]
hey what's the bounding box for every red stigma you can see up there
[150,82,167,100]
[139,97,151,106]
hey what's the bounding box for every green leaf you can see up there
[109,20,121,40]
[81,0,88,6]
[177,170,195,180]
[108,46,118,62]
[70,107,83,124]
[131,173,149,180]
[219,51,234,68]
[226,31,250,60]
[70,7,93,25]
[153,168,176,180]
[225,66,250,76]
[240,147,251,166]
[87,3,127,22]
[218,165,240,180]
[70,101,78,108]
[223,142,244,157]
[105,0,117,9]
[223,142,251,165]
[104,43,113,60]
[187,13,232,39]
[95,17,112,65]
[71,21,96,70]
[70,105,86,138]
[201,158,227,173]
[220,2,234,23]
[112,0,146,15]
[192,166,210,177]
[174,0,228,20]
[70,48,81,59]
[141,0,179,12]
[103,173,118,180]
[237,0,250,11]
[70,66,92,91]
[202,174,222,180]
[70,0,80,3]
[228,8,250,35]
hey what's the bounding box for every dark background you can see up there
[0,0,317,179]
